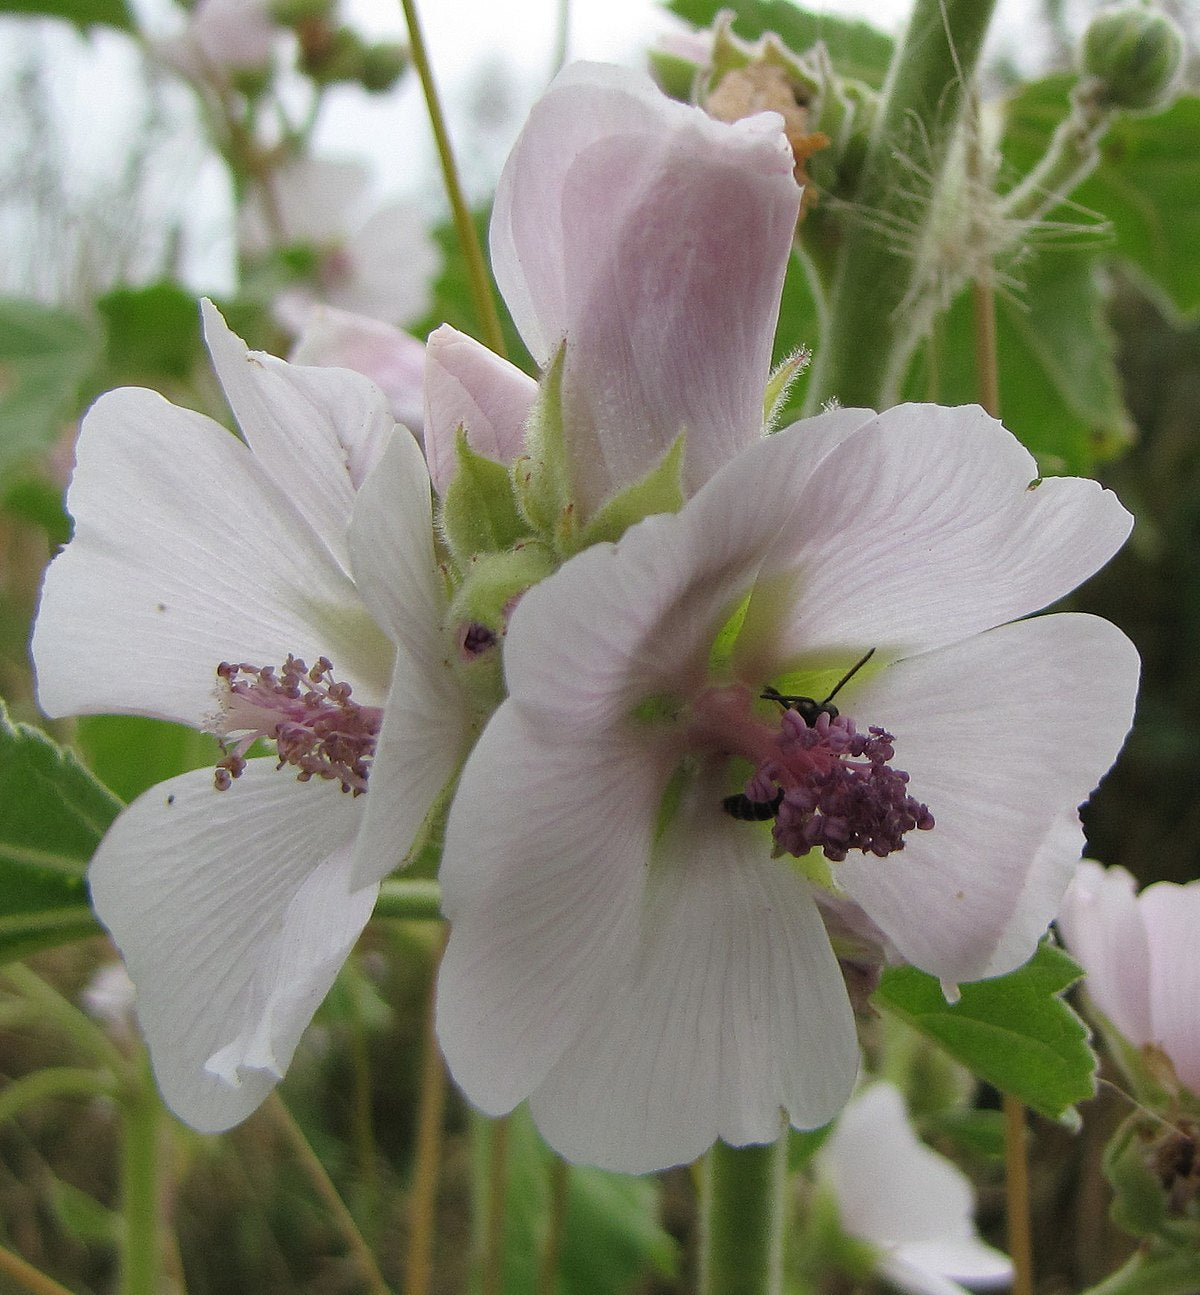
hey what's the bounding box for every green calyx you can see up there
[567,435,685,555]
[512,342,572,542]
[440,427,532,567]
[1081,4,1185,114]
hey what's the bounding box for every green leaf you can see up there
[471,1107,678,1295]
[0,0,132,28]
[97,281,204,386]
[912,247,1133,472]
[0,700,114,961]
[872,940,1096,1124]
[0,298,99,488]
[668,0,895,88]
[1003,78,1200,318]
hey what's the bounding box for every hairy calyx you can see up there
[209,655,382,794]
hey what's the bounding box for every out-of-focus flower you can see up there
[435,403,1139,1173]
[33,302,467,1131]
[1057,860,1200,1095]
[486,60,802,519]
[81,962,138,1042]
[240,157,440,332]
[820,1082,1013,1295]
[159,0,278,82]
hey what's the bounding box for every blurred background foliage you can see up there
[0,0,1198,1290]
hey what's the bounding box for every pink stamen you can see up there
[209,655,383,794]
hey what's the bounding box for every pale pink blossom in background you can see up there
[158,0,278,82]
[1057,860,1200,1095]
[33,302,467,1130]
[436,402,1139,1172]
[820,1083,1013,1295]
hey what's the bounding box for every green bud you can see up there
[1081,3,1185,113]
[360,42,408,93]
[299,25,368,87]
[1104,1111,1200,1245]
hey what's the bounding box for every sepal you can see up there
[512,343,571,539]
[1105,1109,1200,1246]
[569,436,686,553]
[440,426,531,565]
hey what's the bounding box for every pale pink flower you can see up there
[820,1083,1013,1295]
[436,403,1139,1172]
[159,0,278,81]
[33,302,467,1131]
[1057,860,1200,1095]
[484,60,802,517]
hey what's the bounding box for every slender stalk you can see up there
[0,1067,117,1123]
[972,271,999,418]
[346,959,382,1244]
[404,931,449,1295]
[0,1244,78,1295]
[1003,1097,1035,1295]
[699,1137,787,1295]
[263,1093,394,1295]
[482,1115,511,1295]
[537,1157,570,1295]
[399,0,507,358]
[1,963,129,1077]
[119,1055,163,1295]
[803,0,998,411]
[375,878,443,922]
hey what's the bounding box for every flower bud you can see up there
[1081,3,1185,113]
[360,42,408,93]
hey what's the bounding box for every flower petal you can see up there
[1139,880,1200,1093]
[202,300,396,567]
[422,325,537,497]
[757,404,1133,666]
[33,386,392,725]
[833,613,1139,983]
[1056,860,1153,1050]
[491,61,801,513]
[88,764,375,1131]
[330,200,440,326]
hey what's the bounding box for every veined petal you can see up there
[528,770,857,1172]
[492,61,801,513]
[88,764,375,1131]
[423,325,537,497]
[1056,860,1153,1049]
[437,706,661,1114]
[757,405,1133,666]
[33,386,392,726]
[1139,882,1200,1093]
[202,300,396,569]
[834,613,1139,983]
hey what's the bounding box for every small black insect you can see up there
[760,647,877,726]
[722,788,784,821]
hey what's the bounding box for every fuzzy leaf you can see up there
[872,940,1096,1123]
[0,701,113,961]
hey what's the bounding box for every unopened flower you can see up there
[33,302,467,1131]
[1057,860,1200,1096]
[240,157,440,332]
[820,1082,1012,1295]
[436,403,1139,1172]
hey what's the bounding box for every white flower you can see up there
[820,1083,1013,1295]
[158,0,278,82]
[240,158,441,332]
[435,403,1139,1172]
[1057,860,1200,1095]
[32,302,468,1131]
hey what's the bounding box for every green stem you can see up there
[1002,1095,1034,1295]
[537,1157,570,1295]
[699,1137,787,1295]
[374,879,443,922]
[0,1067,118,1124]
[0,1243,79,1295]
[802,0,998,412]
[119,1054,162,1295]
[482,1115,511,1295]
[399,0,508,358]
[1,963,129,1077]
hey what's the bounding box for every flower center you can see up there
[694,677,934,862]
[208,655,382,794]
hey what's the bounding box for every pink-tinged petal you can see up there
[33,388,392,726]
[202,301,395,567]
[330,201,441,326]
[834,613,1139,983]
[758,404,1133,665]
[491,61,801,513]
[290,307,426,433]
[1057,861,1153,1049]
[822,1084,1011,1294]
[88,764,375,1131]
[501,406,878,726]
[528,773,856,1172]
[347,434,471,887]
[437,706,660,1114]
[1139,882,1200,1093]
[423,325,537,497]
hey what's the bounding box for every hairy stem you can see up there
[699,1136,787,1295]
